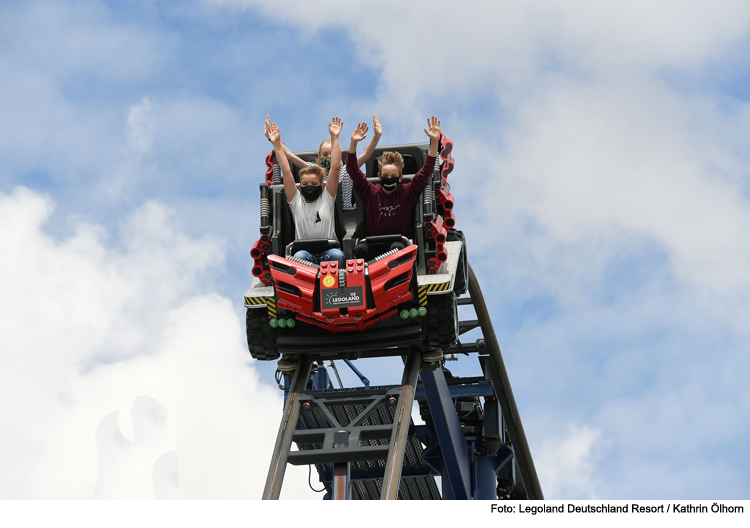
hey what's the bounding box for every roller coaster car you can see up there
[244,135,466,361]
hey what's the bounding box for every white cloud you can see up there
[211,0,750,102]
[462,77,750,322]
[127,97,155,156]
[0,1,166,187]
[535,424,603,499]
[0,187,318,499]
[4,0,163,84]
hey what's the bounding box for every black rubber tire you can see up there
[246,308,280,361]
[426,292,458,348]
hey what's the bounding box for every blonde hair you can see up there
[377,151,404,175]
[299,165,325,185]
[317,139,331,156]
[317,139,344,166]
[317,139,330,166]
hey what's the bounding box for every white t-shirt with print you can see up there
[289,188,337,241]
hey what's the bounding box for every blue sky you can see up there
[2,0,750,500]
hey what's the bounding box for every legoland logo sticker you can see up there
[322,286,364,309]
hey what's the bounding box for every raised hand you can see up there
[373,115,382,137]
[267,121,281,145]
[329,116,343,138]
[351,121,369,143]
[424,115,441,141]
[264,115,271,139]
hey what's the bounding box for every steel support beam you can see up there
[262,355,313,500]
[420,367,472,500]
[323,464,437,482]
[332,462,350,500]
[380,350,421,500]
[468,264,544,499]
[474,454,497,500]
[312,363,329,391]
[414,379,493,399]
[343,358,370,389]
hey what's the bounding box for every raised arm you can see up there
[405,116,441,200]
[267,122,297,203]
[264,115,308,169]
[357,115,382,167]
[424,115,440,158]
[348,121,368,156]
[346,122,376,201]
[326,117,342,198]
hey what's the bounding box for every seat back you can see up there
[271,186,295,257]
[364,143,429,178]
[335,182,364,259]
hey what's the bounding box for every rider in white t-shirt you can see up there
[267,117,346,267]
[266,115,383,210]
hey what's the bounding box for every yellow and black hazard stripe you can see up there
[418,286,428,306]
[245,295,266,306]
[244,295,276,309]
[266,297,277,318]
[425,281,452,293]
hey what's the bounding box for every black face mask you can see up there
[300,184,323,201]
[381,176,399,191]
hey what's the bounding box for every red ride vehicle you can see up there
[244,134,466,362]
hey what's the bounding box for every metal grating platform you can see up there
[294,386,441,500]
